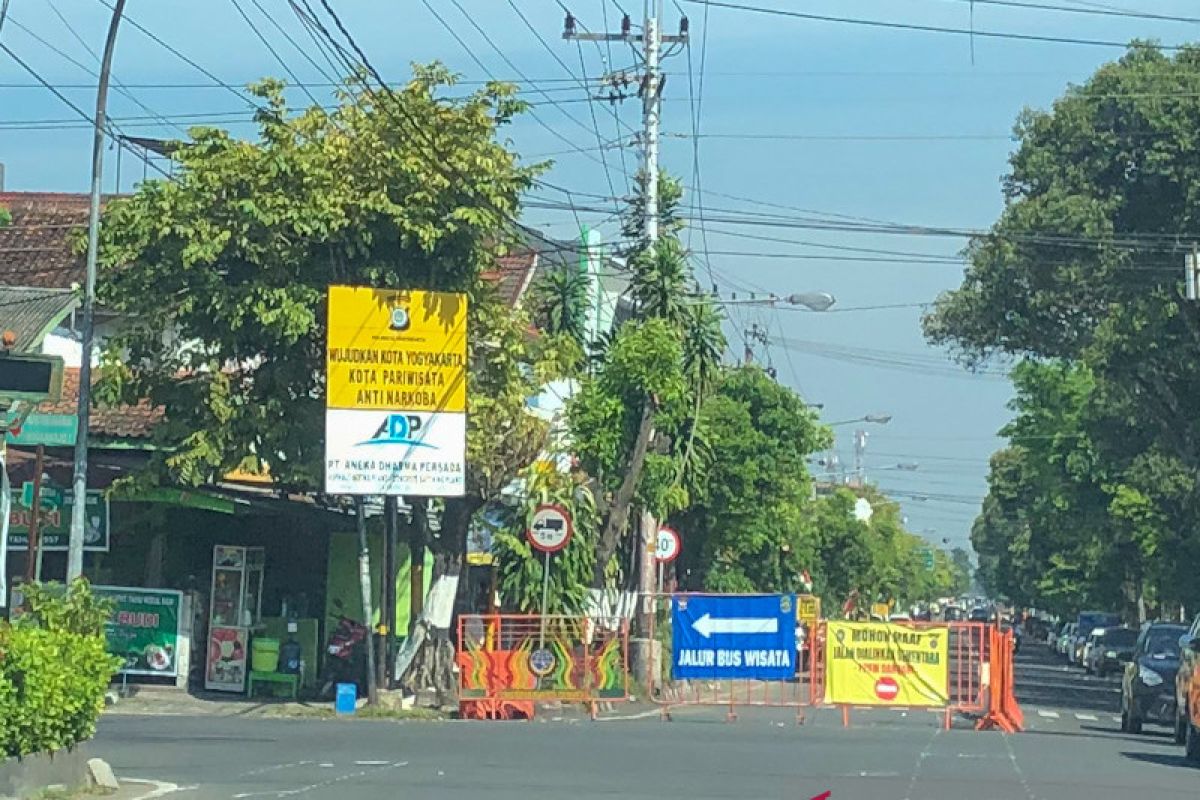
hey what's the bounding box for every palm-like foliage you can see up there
[530,266,591,347]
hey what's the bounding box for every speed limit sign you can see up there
[654,526,681,563]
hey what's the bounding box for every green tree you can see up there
[529,266,590,349]
[492,462,598,615]
[924,44,1200,620]
[569,317,690,585]
[674,366,830,593]
[96,67,540,490]
[568,170,726,588]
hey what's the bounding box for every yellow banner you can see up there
[824,622,949,707]
[326,286,468,412]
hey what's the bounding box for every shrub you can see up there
[0,580,121,758]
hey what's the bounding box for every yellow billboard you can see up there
[797,594,820,630]
[824,622,949,707]
[326,286,467,413]
[324,286,468,496]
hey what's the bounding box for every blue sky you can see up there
[3,0,1197,553]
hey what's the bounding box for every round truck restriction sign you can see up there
[655,526,682,563]
[874,676,900,702]
[527,504,574,553]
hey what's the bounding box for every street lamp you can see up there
[829,413,892,427]
[693,290,837,310]
[69,0,126,581]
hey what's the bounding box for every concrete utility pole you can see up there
[68,0,126,581]
[567,2,687,681]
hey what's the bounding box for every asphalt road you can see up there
[1014,639,1122,713]
[93,698,1199,800]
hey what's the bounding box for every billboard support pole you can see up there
[25,445,43,584]
[0,437,9,611]
[354,497,378,706]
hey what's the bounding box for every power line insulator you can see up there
[563,13,576,38]
[680,17,689,36]
[621,14,632,37]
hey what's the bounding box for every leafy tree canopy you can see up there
[95,66,544,492]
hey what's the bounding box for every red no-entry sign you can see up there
[874,676,899,701]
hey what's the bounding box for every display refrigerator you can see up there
[205,545,265,692]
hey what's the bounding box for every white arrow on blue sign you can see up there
[672,594,797,681]
[691,613,779,639]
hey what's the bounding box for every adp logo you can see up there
[355,413,434,449]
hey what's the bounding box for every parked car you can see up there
[1121,622,1188,733]
[1073,612,1120,664]
[1081,627,1107,669]
[943,606,964,622]
[1086,626,1137,677]
[1174,614,1200,758]
[968,607,990,623]
[1057,623,1078,657]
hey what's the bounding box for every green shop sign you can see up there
[4,412,77,447]
[6,486,110,551]
[94,586,183,677]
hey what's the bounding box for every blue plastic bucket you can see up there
[335,682,357,715]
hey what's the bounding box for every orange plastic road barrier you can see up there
[455,614,630,721]
[816,621,987,729]
[976,626,1024,732]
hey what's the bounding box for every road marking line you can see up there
[120,778,194,799]
[1036,709,1059,718]
[354,760,390,766]
[1112,716,1122,724]
[902,724,941,800]
[1075,713,1098,721]
[839,771,900,778]
[232,762,409,799]
[594,707,664,722]
[1001,732,1037,800]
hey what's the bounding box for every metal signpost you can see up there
[671,594,797,681]
[527,504,573,648]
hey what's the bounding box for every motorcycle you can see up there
[320,606,369,698]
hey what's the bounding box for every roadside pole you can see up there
[69,0,126,581]
[382,496,398,687]
[565,0,687,686]
[354,498,378,706]
[24,444,43,584]
[0,437,9,611]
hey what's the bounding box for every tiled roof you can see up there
[483,251,539,306]
[483,226,584,307]
[36,367,162,441]
[0,286,77,352]
[0,192,90,289]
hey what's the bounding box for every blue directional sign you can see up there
[672,594,797,681]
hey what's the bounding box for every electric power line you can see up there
[679,0,1187,51]
[939,0,1200,24]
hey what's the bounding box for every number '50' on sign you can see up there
[655,527,681,563]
